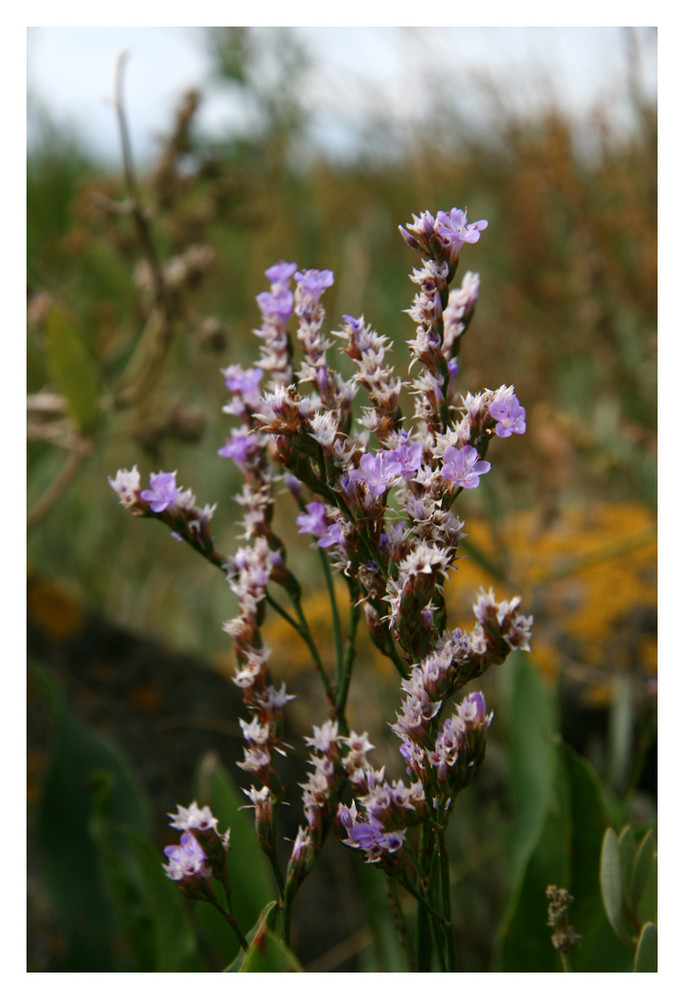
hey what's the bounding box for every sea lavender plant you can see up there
[109,205,532,971]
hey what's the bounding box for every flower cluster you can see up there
[162,801,230,899]
[110,204,532,936]
[108,466,218,556]
[336,770,426,869]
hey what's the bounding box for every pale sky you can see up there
[27,26,657,163]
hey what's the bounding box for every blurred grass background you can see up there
[27,26,657,971]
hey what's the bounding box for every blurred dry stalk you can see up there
[27,56,228,531]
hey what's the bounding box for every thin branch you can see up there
[27,437,93,532]
[109,51,175,408]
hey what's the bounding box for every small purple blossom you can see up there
[256,287,294,322]
[218,428,257,466]
[222,365,263,401]
[348,451,402,496]
[296,501,328,536]
[296,502,344,549]
[295,268,335,301]
[435,208,488,263]
[162,831,211,881]
[387,433,423,479]
[140,471,179,512]
[318,521,344,549]
[489,394,527,438]
[441,446,491,490]
[264,260,297,285]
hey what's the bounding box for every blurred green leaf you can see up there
[504,654,558,883]
[630,829,656,916]
[224,900,278,971]
[31,660,153,970]
[496,741,632,971]
[495,752,569,971]
[239,928,303,972]
[44,304,101,434]
[600,828,629,943]
[561,747,631,973]
[618,825,637,905]
[118,824,204,970]
[633,922,657,972]
[607,677,634,792]
[87,771,156,971]
[194,753,275,936]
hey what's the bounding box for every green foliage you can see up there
[44,304,102,434]
[495,657,635,972]
[31,660,155,970]
[600,824,657,969]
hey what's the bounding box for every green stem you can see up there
[317,546,344,681]
[385,876,413,971]
[560,950,574,972]
[282,886,294,949]
[291,592,338,709]
[210,899,249,952]
[265,587,337,711]
[437,828,457,971]
[335,600,360,726]
[413,825,435,971]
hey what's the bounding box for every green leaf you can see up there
[495,740,570,971]
[87,772,156,971]
[44,303,101,434]
[223,901,278,971]
[193,753,274,936]
[633,922,657,972]
[239,928,303,972]
[496,742,633,972]
[118,825,204,971]
[618,825,636,903]
[31,660,153,970]
[504,654,559,883]
[560,747,632,973]
[600,828,629,943]
[607,677,634,792]
[630,829,656,916]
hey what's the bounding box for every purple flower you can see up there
[295,268,335,301]
[162,831,211,881]
[222,365,263,401]
[296,501,328,536]
[296,502,344,548]
[264,260,297,285]
[387,433,423,479]
[459,691,488,728]
[489,394,527,438]
[140,471,179,512]
[435,208,488,264]
[348,451,402,496]
[346,819,385,851]
[441,445,491,490]
[218,428,257,466]
[399,210,437,251]
[318,521,343,548]
[256,287,294,322]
